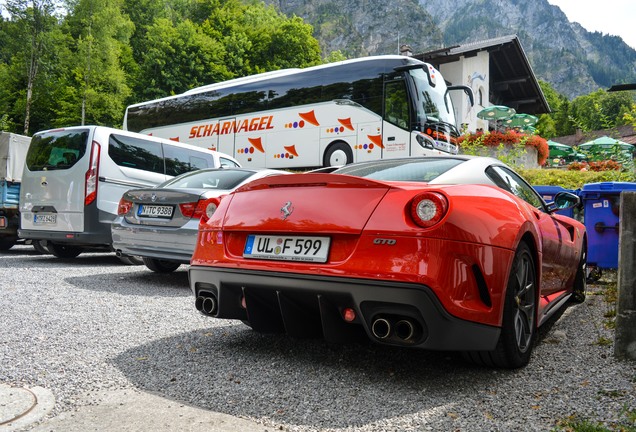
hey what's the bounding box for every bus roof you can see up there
[126,55,428,110]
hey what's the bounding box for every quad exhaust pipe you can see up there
[371,316,418,342]
[371,318,391,339]
[395,320,415,341]
[195,293,218,316]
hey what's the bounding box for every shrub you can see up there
[459,130,549,165]
[518,168,636,189]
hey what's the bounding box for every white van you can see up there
[19,126,239,259]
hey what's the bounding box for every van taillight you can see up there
[85,140,101,206]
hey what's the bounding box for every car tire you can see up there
[142,257,181,273]
[0,238,16,251]
[46,242,83,258]
[464,242,537,369]
[323,141,353,167]
[32,240,49,254]
[570,244,587,304]
[118,255,144,265]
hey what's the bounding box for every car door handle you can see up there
[387,136,395,141]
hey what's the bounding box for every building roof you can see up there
[414,35,550,115]
[552,125,636,146]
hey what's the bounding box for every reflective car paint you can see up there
[189,156,586,366]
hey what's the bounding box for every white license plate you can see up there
[34,214,57,225]
[244,235,330,263]
[138,205,174,218]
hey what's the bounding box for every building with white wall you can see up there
[414,35,550,133]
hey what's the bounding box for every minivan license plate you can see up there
[34,214,57,225]
[138,205,173,218]
[244,235,330,263]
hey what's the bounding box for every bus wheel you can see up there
[324,142,352,167]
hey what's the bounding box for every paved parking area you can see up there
[1,245,634,431]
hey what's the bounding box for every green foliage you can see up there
[538,80,575,138]
[536,81,636,139]
[518,168,636,190]
[0,0,324,134]
[570,90,635,132]
[62,0,134,127]
[622,103,636,127]
[323,50,347,63]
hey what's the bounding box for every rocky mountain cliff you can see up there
[266,0,636,99]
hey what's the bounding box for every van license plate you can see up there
[138,205,174,218]
[244,235,330,263]
[34,214,57,224]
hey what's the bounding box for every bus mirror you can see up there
[396,63,437,87]
[447,85,475,107]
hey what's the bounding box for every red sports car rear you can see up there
[189,157,586,368]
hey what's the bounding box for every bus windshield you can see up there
[408,68,458,137]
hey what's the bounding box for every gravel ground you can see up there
[1,245,635,431]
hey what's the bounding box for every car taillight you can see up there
[199,198,221,224]
[117,197,133,215]
[180,197,221,222]
[179,202,198,218]
[84,140,101,206]
[410,192,448,228]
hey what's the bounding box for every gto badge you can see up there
[280,201,294,220]
[373,238,396,245]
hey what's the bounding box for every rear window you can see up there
[334,158,463,182]
[108,134,164,174]
[26,129,89,171]
[161,169,254,189]
[163,145,215,176]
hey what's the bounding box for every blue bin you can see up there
[533,185,578,218]
[579,182,636,269]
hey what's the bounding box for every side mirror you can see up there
[447,85,475,106]
[549,191,580,213]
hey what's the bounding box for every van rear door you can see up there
[20,128,91,232]
[96,131,170,221]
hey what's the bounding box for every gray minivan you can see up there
[19,126,239,260]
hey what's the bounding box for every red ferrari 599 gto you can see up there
[189,156,587,368]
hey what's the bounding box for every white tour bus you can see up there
[123,55,473,169]
[19,126,239,260]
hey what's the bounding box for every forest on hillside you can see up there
[0,0,635,139]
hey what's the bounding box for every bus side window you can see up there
[384,80,409,129]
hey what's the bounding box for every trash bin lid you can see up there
[580,182,636,196]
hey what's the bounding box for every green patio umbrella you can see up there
[547,141,587,166]
[579,136,631,146]
[578,136,635,162]
[476,105,516,121]
[503,113,539,128]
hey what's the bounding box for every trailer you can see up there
[0,132,31,250]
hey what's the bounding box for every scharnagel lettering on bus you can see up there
[189,116,275,139]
